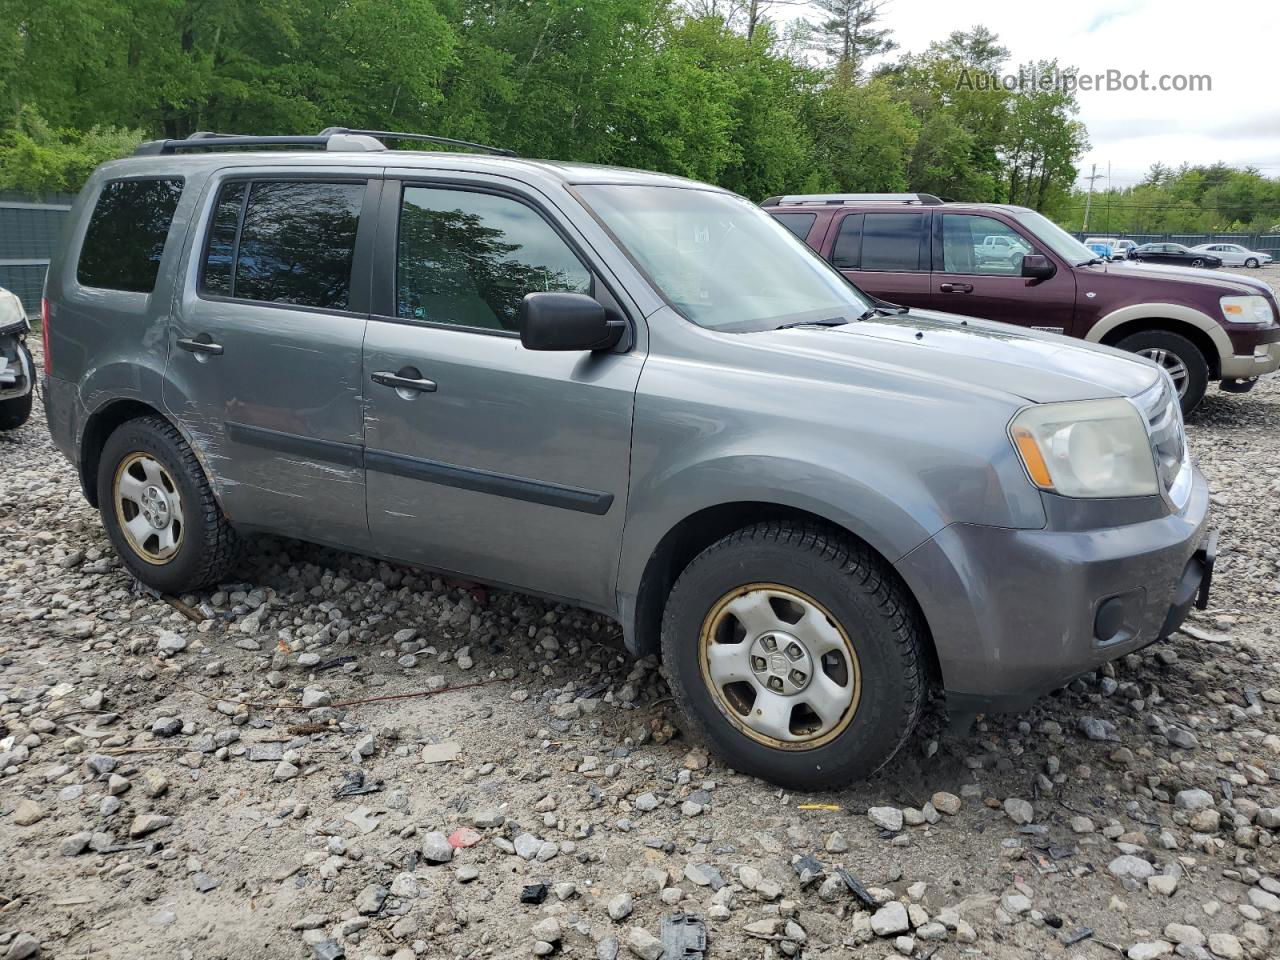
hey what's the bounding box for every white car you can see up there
[1083,237,1135,261]
[1188,243,1273,268]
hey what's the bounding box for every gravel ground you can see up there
[3,272,1280,960]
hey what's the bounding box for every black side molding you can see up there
[225,421,364,468]
[365,449,614,516]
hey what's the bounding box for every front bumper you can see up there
[0,335,33,401]
[895,465,1211,715]
[1220,329,1280,382]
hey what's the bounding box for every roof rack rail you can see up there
[319,127,516,157]
[133,127,517,158]
[761,193,945,207]
[134,131,386,156]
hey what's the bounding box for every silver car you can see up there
[41,129,1215,790]
[1189,243,1273,268]
[0,285,34,430]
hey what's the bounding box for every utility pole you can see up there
[1081,163,1101,232]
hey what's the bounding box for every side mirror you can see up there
[519,292,625,352]
[1021,254,1056,280]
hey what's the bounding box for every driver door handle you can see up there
[939,282,973,293]
[177,336,223,355]
[372,371,437,393]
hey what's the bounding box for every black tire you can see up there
[1245,258,1259,269]
[0,389,32,431]
[660,522,926,791]
[97,415,240,593]
[1116,329,1209,415]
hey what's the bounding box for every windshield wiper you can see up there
[774,317,851,330]
[1078,257,1104,266]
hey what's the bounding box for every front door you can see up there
[361,179,642,609]
[163,175,379,547]
[927,212,1077,335]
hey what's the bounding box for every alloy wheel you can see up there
[114,453,184,564]
[698,583,861,749]
[1137,347,1190,397]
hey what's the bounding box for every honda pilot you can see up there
[43,131,1215,789]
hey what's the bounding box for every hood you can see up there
[747,308,1159,404]
[1082,260,1277,298]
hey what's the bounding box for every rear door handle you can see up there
[939,283,973,293]
[372,370,437,393]
[177,336,223,355]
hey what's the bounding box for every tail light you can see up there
[41,297,51,375]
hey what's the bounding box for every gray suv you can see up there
[43,129,1215,790]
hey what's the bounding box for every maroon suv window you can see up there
[860,213,926,272]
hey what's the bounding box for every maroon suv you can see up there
[764,193,1280,412]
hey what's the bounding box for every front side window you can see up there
[78,178,184,293]
[576,185,870,332]
[200,180,364,309]
[396,187,590,331]
[941,214,1033,275]
[860,213,926,272]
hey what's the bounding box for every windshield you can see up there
[1009,208,1099,265]
[576,185,871,332]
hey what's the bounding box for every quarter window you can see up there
[861,213,926,272]
[773,213,816,241]
[78,178,184,293]
[396,187,590,331]
[200,180,364,309]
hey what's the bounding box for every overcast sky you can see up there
[788,0,1279,190]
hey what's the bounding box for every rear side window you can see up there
[831,214,863,269]
[200,180,365,310]
[78,178,184,293]
[861,213,926,271]
[773,213,816,241]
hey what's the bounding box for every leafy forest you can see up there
[0,0,1088,205]
[0,0,1274,234]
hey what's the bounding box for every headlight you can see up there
[1221,295,1274,325]
[1009,398,1158,498]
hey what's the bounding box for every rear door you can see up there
[360,175,643,609]
[163,172,379,547]
[823,210,932,306]
[926,212,1077,333]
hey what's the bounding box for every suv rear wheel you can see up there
[97,415,240,593]
[660,522,925,791]
[1116,330,1209,414]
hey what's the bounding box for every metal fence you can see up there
[1075,230,1280,260]
[0,191,75,313]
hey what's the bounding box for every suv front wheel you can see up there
[97,416,240,593]
[1116,330,1209,414]
[661,522,925,791]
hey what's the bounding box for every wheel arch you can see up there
[621,501,942,688]
[78,399,211,508]
[1087,304,1227,379]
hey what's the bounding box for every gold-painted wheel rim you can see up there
[698,582,861,750]
[113,452,184,565]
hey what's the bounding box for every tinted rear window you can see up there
[772,213,816,241]
[78,178,184,293]
[200,180,365,309]
[861,213,925,271]
[831,214,863,269]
